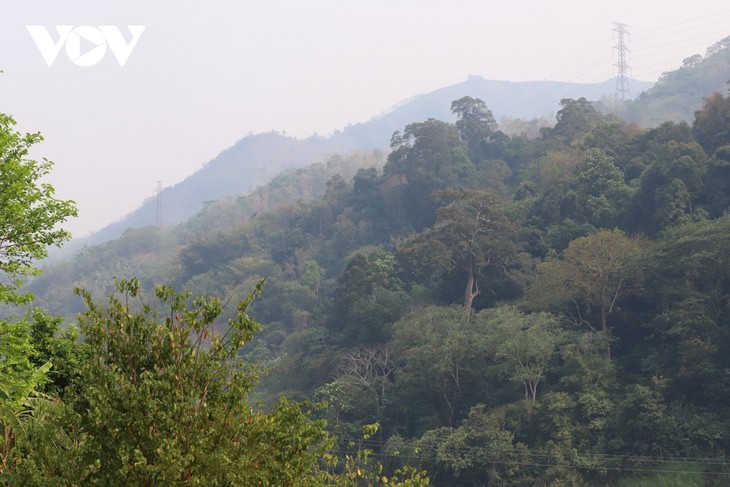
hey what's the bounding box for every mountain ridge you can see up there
[66,76,654,253]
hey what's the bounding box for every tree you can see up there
[628,141,708,235]
[7,279,335,485]
[528,229,643,358]
[337,345,397,443]
[545,98,604,145]
[451,96,497,161]
[643,217,730,407]
[0,111,77,476]
[0,319,51,475]
[392,306,489,426]
[484,306,564,402]
[415,405,532,485]
[329,249,408,344]
[693,88,730,156]
[0,112,77,304]
[384,119,476,230]
[571,149,631,228]
[398,189,517,309]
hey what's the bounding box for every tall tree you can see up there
[571,148,631,228]
[392,306,488,426]
[628,141,708,235]
[384,119,475,230]
[528,229,643,358]
[544,97,604,145]
[693,87,730,156]
[398,189,517,309]
[450,96,497,161]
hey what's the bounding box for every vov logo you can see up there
[26,25,145,67]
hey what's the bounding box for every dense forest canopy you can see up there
[5,48,730,484]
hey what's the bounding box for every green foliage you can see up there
[612,461,705,487]
[27,308,84,397]
[20,81,730,485]
[7,280,335,485]
[330,249,408,344]
[0,113,77,304]
[451,96,497,161]
[528,229,643,357]
[485,306,564,402]
[545,98,605,145]
[385,119,476,230]
[626,38,730,126]
[398,189,517,309]
[571,149,631,228]
[0,112,76,476]
[392,306,488,427]
[415,405,531,486]
[693,88,730,155]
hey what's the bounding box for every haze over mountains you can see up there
[63,35,730,251]
[76,76,652,249]
[21,34,730,484]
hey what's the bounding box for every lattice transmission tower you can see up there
[613,22,631,101]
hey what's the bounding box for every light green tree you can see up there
[0,113,77,304]
[392,306,488,426]
[0,111,77,475]
[7,279,428,485]
[528,229,643,358]
[483,306,564,402]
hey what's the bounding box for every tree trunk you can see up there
[464,264,480,309]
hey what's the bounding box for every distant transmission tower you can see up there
[155,180,164,231]
[613,22,631,101]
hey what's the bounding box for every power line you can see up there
[335,439,730,476]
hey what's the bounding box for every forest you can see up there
[3,46,730,485]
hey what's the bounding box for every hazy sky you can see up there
[1,1,729,238]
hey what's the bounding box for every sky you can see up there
[1,1,729,238]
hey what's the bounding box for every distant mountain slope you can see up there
[76,132,348,248]
[74,77,652,249]
[623,36,730,126]
[330,76,653,148]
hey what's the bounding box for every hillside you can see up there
[329,76,653,148]
[623,35,730,126]
[28,86,730,485]
[72,76,652,250]
[15,30,730,487]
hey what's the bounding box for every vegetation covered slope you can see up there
[622,35,730,126]
[0,113,427,485]
[29,79,730,485]
[75,77,651,251]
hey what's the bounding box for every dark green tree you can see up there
[329,249,407,344]
[384,119,476,230]
[450,96,497,161]
[544,97,604,145]
[571,149,632,228]
[693,88,730,156]
[398,190,517,309]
